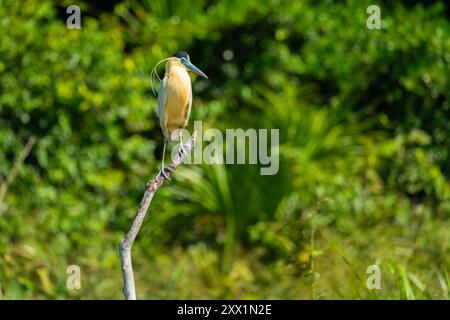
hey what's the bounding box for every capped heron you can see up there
[155,51,208,178]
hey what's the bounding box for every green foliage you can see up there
[0,0,449,299]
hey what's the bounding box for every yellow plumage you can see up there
[158,58,192,142]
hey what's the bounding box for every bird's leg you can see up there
[161,139,166,168]
[158,139,172,180]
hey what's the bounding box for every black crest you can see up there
[173,51,190,61]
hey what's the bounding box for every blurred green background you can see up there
[0,0,449,299]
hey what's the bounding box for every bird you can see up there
[156,51,208,179]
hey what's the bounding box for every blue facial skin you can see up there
[180,57,208,79]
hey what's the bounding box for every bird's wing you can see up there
[156,77,167,119]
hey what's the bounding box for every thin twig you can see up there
[0,136,37,214]
[119,132,197,300]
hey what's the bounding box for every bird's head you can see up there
[172,51,208,79]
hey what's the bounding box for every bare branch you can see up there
[119,132,197,300]
[0,136,37,214]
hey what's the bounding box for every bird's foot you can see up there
[158,167,173,180]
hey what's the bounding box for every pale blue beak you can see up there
[181,58,208,79]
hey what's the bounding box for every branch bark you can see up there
[119,132,197,300]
